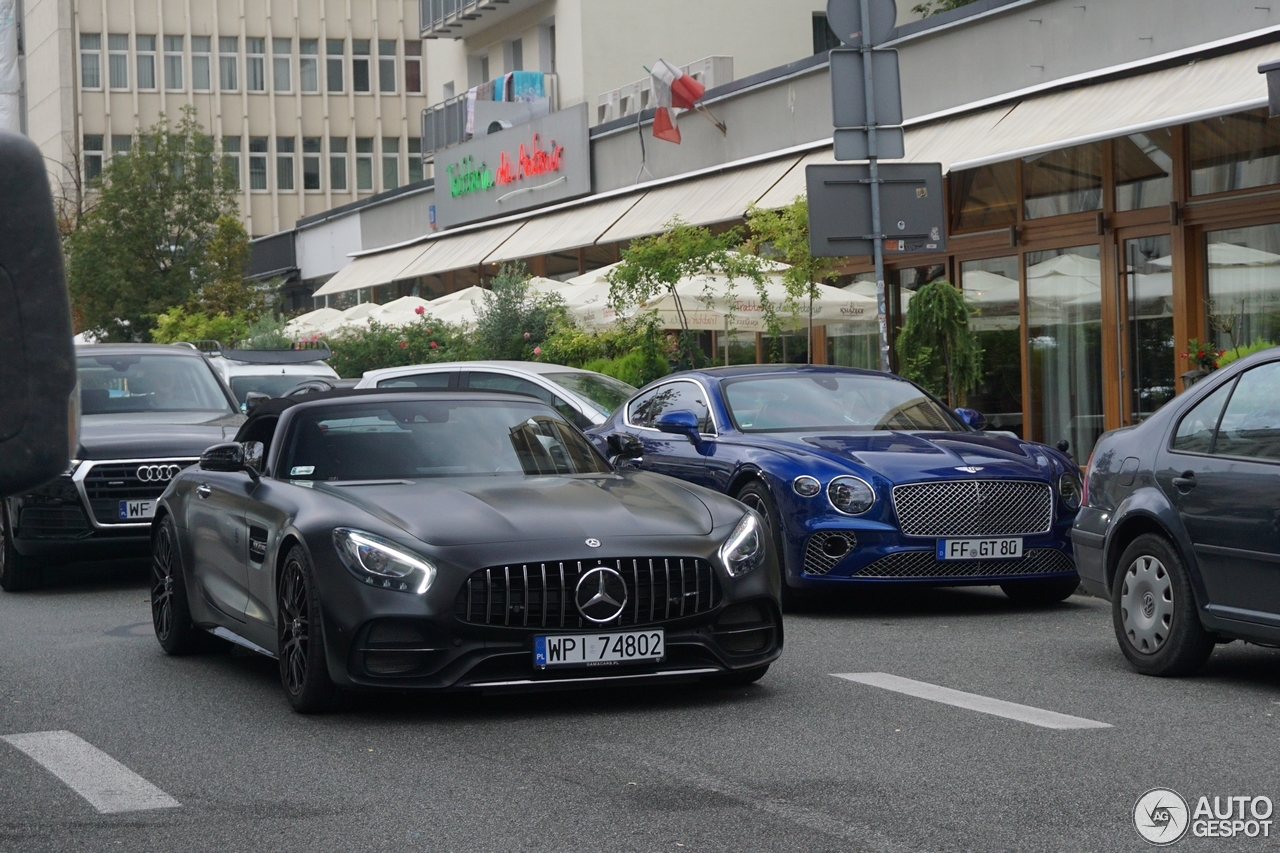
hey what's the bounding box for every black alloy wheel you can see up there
[735,480,798,610]
[1111,533,1214,677]
[999,575,1080,606]
[151,515,204,654]
[278,544,337,713]
[0,503,42,592]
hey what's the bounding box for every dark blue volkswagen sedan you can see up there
[589,366,1080,607]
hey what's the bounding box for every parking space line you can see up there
[832,673,1112,730]
[2,731,180,814]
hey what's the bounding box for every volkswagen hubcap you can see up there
[1120,555,1174,654]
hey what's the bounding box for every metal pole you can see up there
[860,0,890,373]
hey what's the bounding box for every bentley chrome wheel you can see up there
[1119,555,1174,654]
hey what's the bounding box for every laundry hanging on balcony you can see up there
[650,58,707,144]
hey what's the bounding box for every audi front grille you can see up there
[454,557,721,630]
[80,460,197,524]
[891,480,1053,538]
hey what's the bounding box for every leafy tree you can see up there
[65,106,239,340]
[911,0,980,17]
[198,214,266,317]
[149,306,250,348]
[893,280,982,407]
[472,263,569,360]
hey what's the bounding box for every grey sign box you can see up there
[806,162,947,258]
[826,0,897,47]
[433,102,591,230]
[830,49,902,129]
[834,127,904,160]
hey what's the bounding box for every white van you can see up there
[198,344,340,409]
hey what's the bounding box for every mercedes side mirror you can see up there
[0,132,78,497]
[954,407,987,431]
[200,442,262,481]
[244,391,270,415]
[607,433,644,460]
[654,410,702,444]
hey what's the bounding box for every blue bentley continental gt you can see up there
[590,366,1080,607]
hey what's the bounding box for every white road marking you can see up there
[2,731,180,813]
[832,672,1112,730]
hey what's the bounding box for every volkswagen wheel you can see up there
[1112,533,1214,677]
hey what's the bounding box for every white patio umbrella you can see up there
[315,302,382,335]
[285,307,343,337]
[369,296,434,327]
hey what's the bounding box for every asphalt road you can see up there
[1,561,1278,853]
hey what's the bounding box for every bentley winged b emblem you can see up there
[954,466,984,473]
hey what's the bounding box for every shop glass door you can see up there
[1122,235,1175,424]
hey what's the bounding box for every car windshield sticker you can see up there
[290,466,315,476]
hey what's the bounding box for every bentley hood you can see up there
[315,471,717,546]
[78,412,245,459]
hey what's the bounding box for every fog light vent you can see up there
[363,651,422,675]
[718,631,769,654]
[367,620,428,645]
[716,602,765,627]
[804,531,857,575]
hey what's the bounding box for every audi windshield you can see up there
[723,374,962,432]
[78,354,235,415]
[282,400,613,481]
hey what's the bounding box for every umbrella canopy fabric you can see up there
[371,296,434,327]
[285,307,344,336]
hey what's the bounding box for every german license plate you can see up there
[937,537,1023,560]
[534,630,664,668]
[118,500,156,521]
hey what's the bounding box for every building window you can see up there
[949,161,1017,233]
[249,136,268,190]
[219,37,238,90]
[408,137,422,183]
[1206,223,1280,354]
[191,36,211,90]
[378,40,396,93]
[1125,235,1175,422]
[163,36,183,90]
[111,135,131,155]
[510,37,523,71]
[83,135,104,182]
[330,137,348,190]
[352,39,370,92]
[299,39,318,92]
[222,136,241,190]
[1115,128,1174,211]
[1191,108,1280,196]
[1026,244,1104,459]
[326,39,344,92]
[355,137,373,190]
[136,35,157,90]
[108,34,129,89]
[1023,143,1103,219]
[812,13,842,54]
[277,137,295,190]
[246,38,265,91]
[272,38,291,92]
[303,137,321,190]
[960,257,1023,437]
[80,34,102,89]
[405,42,421,93]
[382,137,399,190]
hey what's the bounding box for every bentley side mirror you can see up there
[0,132,78,497]
[244,391,270,415]
[200,442,260,481]
[654,410,702,445]
[1056,439,1073,459]
[954,407,987,431]
[607,433,644,460]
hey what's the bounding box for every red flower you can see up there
[523,332,531,339]
[399,341,407,348]
[1197,349,1206,358]
[425,328,433,334]
[430,341,438,349]
[533,346,542,356]
[415,306,425,316]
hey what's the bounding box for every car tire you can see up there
[278,544,338,714]
[717,664,770,686]
[735,480,800,611]
[151,514,205,654]
[1,504,43,592]
[999,575,1079,605]
[1111,533,1214,677]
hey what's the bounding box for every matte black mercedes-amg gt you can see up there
[151,390,782,712]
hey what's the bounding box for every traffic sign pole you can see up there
[860,0,891,373]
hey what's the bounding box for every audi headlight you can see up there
[1058,472,1082,510]
[828,476,875,515]
[333,528,437,594]
[719,512,766,578]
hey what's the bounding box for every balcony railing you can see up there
[421,72,559,159]
[421,0,539,39]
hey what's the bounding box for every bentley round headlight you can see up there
[333,529,437,594]
[828,476,876,515]
[792,476,821,497]
[719,512,766,578]
[1058,472,1082,510]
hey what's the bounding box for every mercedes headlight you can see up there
[333,529,437,594]
[828,476,876,515]
[719,512,766,578]
[1058,472,1082,510]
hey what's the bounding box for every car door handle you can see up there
[196,484,212,500]
[1172,472,1197,492]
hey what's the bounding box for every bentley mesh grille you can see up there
[81,460,196,524]
[851,548,1074,579]
[891,480,1053,537]
[803,531,857,576]
[454,558,721,630]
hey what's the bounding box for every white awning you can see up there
[311,242,433,297]
[754,148,836,211]
[486,196,642,263]
[397,222,525,279]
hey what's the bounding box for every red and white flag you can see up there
[650,58,706,144]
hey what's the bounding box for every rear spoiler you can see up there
[181,341,333,364]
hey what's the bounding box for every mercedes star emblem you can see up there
[585,538,601,548]
[575,566,628,623]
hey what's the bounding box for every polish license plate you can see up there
[937,537,1023,560]
[118,500,155,521]
[534,630,664,668]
